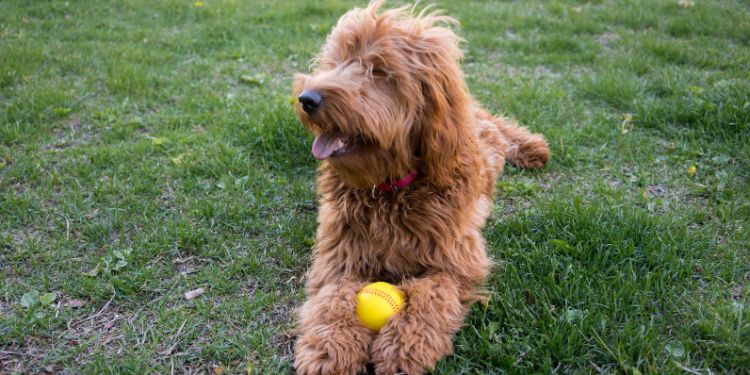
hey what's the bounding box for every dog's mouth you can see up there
[311,129,359,160]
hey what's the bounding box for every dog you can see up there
[291,1,549,374]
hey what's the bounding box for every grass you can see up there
[1,0,748,373]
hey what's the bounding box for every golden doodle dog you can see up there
[292,1,548,374]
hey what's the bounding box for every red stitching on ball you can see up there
[361,288,399,312]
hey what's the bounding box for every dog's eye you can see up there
[371,68,388,77]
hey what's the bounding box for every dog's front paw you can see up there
[369,313,454,375]
[294,327,370,375]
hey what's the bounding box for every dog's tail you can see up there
[495,118,549,169]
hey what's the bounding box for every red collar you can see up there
[375,170,418,193]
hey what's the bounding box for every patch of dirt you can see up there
[268,298,296,329]
[0,340,55,374]
[11,181,28,194]
[598,32,621,48]
[64,301,126,351]
[41,116,99,152]
[271,329,296,364]
[1,298,129,372]
[535,172,564,191]
[502,64,560,80]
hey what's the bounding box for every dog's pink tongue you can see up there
[312,131,345,160]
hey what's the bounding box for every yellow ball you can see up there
[356,282,405,332]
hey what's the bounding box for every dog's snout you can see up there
[298,90,323,114]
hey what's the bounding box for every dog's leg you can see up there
[370,273,467,375]
[493,116,549,169]
[294,280,373,375]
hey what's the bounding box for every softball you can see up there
[356,281,405,332]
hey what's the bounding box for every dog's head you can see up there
[293,1,472,188]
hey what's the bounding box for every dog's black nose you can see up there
[298,90,322,113]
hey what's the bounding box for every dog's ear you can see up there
[412,24,472,187]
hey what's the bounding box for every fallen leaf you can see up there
[184,287,205,300]
[524,289,536,305]
[688,85,704,95]
[213,365,225,375]
[179,266,197,276]
[40,292,57,305]
[620,113,633,134]
[85,208,99,219]
[173,256,195,264]
[647,185,665,197]
[53,107,72,117]
[82,265,100,277]
[104,319,117,330]
[234,175,249,186]
[151,137,167,146]
[66,299,86,308]
[564,308,583,323]
[665,341,685,358]
[678,0,695,8]
[240,74,264,86]
[21,290,40,308]
[687,165,697,176]
[549,239,573,252]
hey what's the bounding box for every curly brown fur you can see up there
[292,1,549,374]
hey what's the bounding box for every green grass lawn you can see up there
[1,0,749,373]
